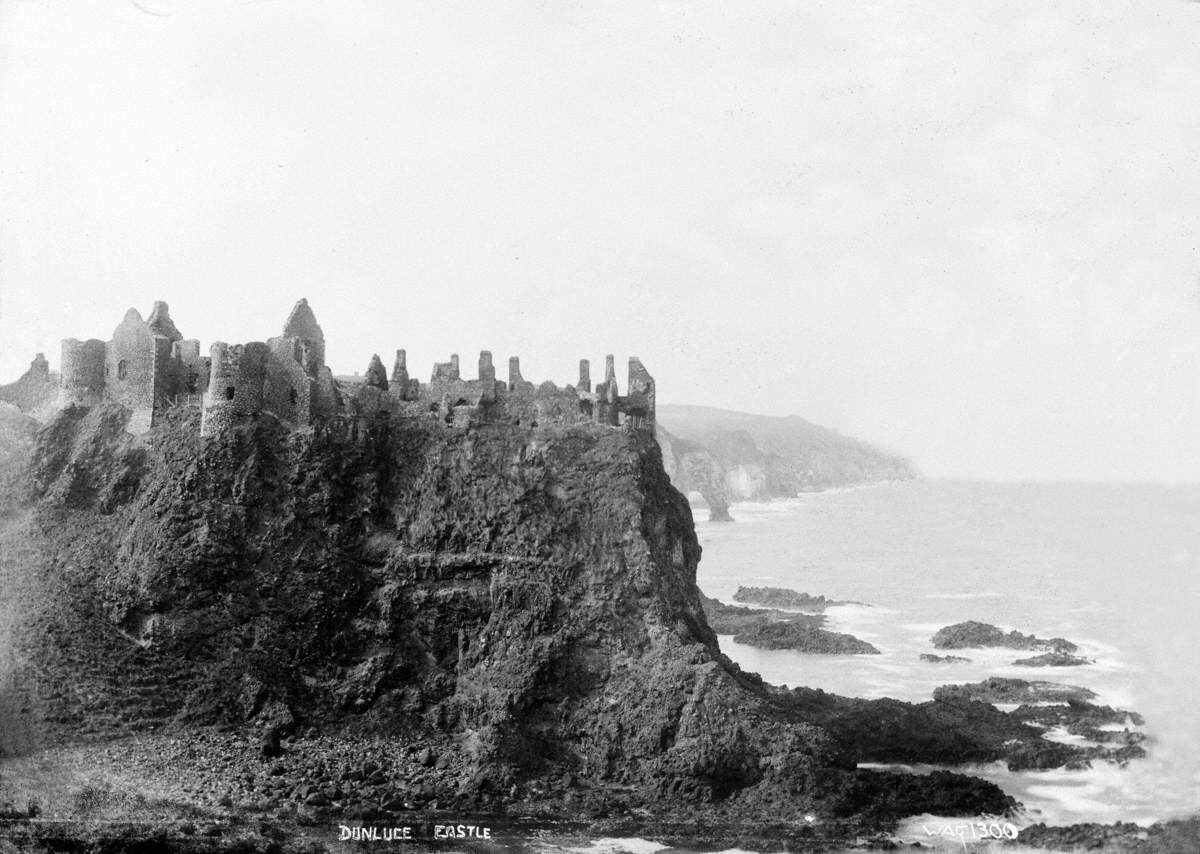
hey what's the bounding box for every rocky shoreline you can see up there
[0,404,1177,852]
[700,593,879,654]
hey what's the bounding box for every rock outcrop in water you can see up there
[732,621,879,655]
[1017,816,1200,852]
[929,679,1145,769]
[932,677,1097,704]
[1012,652,1094,667]
[931,620,1078,653]
[700,595,878,654]
[732,585,861,611]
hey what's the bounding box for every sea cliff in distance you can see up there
[657,403,916,520]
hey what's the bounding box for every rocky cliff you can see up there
[0,402,1090,846]
[657,405,915,519]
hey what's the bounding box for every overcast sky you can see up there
[1,0,1198,481]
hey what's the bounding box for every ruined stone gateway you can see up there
[3,298,655,439]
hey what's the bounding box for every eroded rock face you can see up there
[1,402,1043,827]
[4,405,839,809]
[656,426,733,521]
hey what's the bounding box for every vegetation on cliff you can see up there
[732,585,861,611]
[699,595,878,654]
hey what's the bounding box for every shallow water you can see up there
[695,480,1200,827]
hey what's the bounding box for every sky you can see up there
[1,0,1198,481]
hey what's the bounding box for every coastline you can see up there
[695,482,1200,841]
[2,414,1196,851]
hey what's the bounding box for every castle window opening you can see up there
[117,360,128,380]
[289,387,298,405]
[224,386,235,401]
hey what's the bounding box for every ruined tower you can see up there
[104,306,181,433]
[59,338,106,406]
[201,299,334,435]
[625,356,656,430]
[364,354,389,391]
[478,351,496,402]
[596,354,620,425]
[282,298,326,379]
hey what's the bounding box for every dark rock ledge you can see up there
[931,620,1079,653]
[732,585,866,611]
[701,594,879,654]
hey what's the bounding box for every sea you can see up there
[695,480,1199,839]
[528,480,1200,854]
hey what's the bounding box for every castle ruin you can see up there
[3,299,656,438]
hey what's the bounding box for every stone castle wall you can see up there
[10,297,655,439]
[104,309,162,425]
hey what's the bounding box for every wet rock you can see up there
[1012,652,1094,667]
[701,594,877,652]
[1016,817,1200,851]
[931,620,1077,653]
[733,619,880,654]
[733,586,863,610]
[932,677,1096,705]
[919,653,970,663]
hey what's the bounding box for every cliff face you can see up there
[0,355,57,419]
[0,403,1018,828]
[657,405,916,515]
[657,426,734,521]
